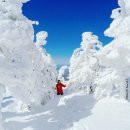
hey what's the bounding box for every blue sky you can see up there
[23,0,118,65]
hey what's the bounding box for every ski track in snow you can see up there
[2,92,130,130]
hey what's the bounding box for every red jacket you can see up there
[56,83,66,93]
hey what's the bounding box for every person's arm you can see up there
[61,83,66,87]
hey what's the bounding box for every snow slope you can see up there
[2,92,130,130]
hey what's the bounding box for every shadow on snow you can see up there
[2,92,96,130]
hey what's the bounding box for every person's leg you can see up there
[61,92,63,95]
[57,93,60,95]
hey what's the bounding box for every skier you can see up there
[56,80,66,95]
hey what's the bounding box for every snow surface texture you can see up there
[0,0,57,129]
[2,92,130,130]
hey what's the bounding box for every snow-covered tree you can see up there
[0,0,57,128]
[0,0,34,128]
[0,0,57,106]
[68,32,102,93]
[58,65,69,82]
[34,31,57,103]
[95,0,130,99]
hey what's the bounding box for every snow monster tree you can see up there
[0,0,56,129]
[95,0,130,100]
[68,32,102,93]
